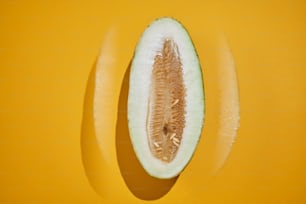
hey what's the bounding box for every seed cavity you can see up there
[146,38,186,163]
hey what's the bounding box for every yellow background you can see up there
[0,0,306,203]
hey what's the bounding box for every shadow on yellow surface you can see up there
[115,62,178,200]
[81,62,108,195]
[81,59,178,201]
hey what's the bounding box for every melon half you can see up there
[128,17,205,179]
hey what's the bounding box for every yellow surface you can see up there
[1,0,306,203]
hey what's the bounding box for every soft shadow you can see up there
[80,61,106,196]
[213,35,240,173]
[116,62,178,200]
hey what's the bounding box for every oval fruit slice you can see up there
[128,17,205,179]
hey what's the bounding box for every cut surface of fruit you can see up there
[128,17,205,179]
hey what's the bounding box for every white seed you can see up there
[170,133,176,140]
[172,137,179,143]
[171,99,179,107]
[173,140,179,147]
[153,142,160,148]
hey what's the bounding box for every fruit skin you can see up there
[128,17,205,179]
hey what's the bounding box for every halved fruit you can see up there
[128,17,205,179]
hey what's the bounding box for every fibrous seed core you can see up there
[147,38,186,163]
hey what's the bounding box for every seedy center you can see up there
[146,38,186,163]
